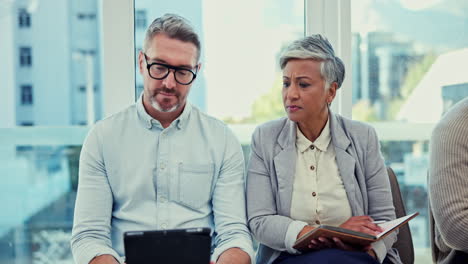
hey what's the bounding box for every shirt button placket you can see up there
[157,129,170,230]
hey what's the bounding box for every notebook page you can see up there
[376,212,418,239]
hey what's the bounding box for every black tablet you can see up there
[124,227,212,264]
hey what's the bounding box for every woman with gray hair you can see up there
[246,35,400,264]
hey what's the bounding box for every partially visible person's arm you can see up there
[211,127,254,264]
[429,108,468,251]
[70,125,122,264]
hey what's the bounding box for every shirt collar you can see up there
[296,118,331,153]
[136,93,192,130]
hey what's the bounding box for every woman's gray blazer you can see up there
[246,113,401,264]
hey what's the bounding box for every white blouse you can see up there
[290,119,352,227]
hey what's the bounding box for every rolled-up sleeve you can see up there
[211,127,255,263]
[284,220,308,253]
[70,125,123,264]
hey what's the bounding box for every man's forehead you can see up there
[146,34,198,67]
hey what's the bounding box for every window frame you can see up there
[305,0,352,118]
[99,0,135,117]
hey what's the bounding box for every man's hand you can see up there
[89,254,120,264]
[216,248,250,264]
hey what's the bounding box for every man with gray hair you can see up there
[71,14,253,264]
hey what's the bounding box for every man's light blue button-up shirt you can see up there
[71,96,254,264]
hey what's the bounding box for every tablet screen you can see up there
[124,227,211,264]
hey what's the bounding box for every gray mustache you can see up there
[156,88,179,97]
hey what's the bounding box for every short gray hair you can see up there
[143,13,201,62]
[279,34,345,89]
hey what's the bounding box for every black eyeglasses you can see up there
[144,54,197,85]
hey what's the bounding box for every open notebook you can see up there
[293,212,419,251]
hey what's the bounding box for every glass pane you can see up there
[351,1,468,262]
[0,0,102,261]
[378,139,431,262]
[1,1,103,127]
[0,142,82,263]
[134,0,304,123]
[351,0,468,122]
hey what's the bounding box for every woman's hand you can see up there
[309,216,383,252]
[297,226,315,239]
[298,226,339,250]
[329,215,383,253]
[297,216,384,251]
[297,226,329,250]
[339,216,383,235]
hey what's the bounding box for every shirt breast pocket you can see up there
[177,162,214,209]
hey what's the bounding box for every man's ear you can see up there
[196,62,202,72]
[138,51,145,75]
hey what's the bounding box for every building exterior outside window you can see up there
[19,46,32,67]
[77,13,96,20]
[20,85,33,105]
[1,0,103,261]
[135,9,146,29]
[18,8,31,28]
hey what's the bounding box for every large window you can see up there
[134,0,304,120]
[0,0,102,262]
[2,0,465,262]
[132,1,467,263]
[351,0,468,262]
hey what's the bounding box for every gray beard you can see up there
[150,97,179,113]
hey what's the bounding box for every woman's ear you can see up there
[327,82,338,103]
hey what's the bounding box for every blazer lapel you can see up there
[329,113,362,215]
[273,119,296,216]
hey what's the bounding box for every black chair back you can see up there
[387,167,414,264]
